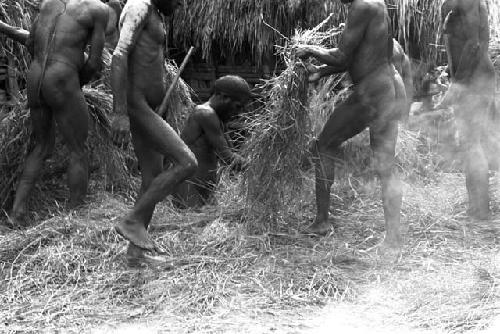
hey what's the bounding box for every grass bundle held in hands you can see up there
[241,18,340,233]
[242,56,310,233]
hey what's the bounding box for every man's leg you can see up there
[370,120,403,250]
[116,100,197,250]
[49,83,89,208]
[11,66,55,225]
[124,127,170,266]
[11,104,55,224]
[457,97,490,219]
[307,94,372,234]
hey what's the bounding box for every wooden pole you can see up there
[158,46,196,118]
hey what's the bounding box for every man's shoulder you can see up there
[85,0,109,19]
[120,0,152,25]
[122,0,152,15]
[193,105,217,117]
[352,0,381,11]
[192,105,220,123]
[349,0,383,20]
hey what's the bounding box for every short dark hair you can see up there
[213,75,251,103]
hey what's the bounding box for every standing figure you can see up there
[173,75,250,209]
[7,0,120,225]
[439,0,496,220]
[110,0,197,265]
[296,0,406,253]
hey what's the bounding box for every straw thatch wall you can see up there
[170,0,500,67]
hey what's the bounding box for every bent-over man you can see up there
[110,0,197,265]
[439,0,497,220]
[296,0,406,253]
[172,75,250,209]
[6,0,120,226]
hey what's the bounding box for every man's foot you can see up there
[126,244,173,269]
[467,207,490,221]
[303,220,334,236]
[0,224,12,235]
[115,219,155,251]
[374,239,402,263]
[7,211,28,228]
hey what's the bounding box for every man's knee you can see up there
[180,150,198,176]
[373,153,395,179]
[32,139,54,160]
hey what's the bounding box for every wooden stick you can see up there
[158,46,196,118]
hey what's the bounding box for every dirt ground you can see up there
[1,173,499,333]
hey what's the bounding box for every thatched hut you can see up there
[168,0,347,100]
[169,0,500,101]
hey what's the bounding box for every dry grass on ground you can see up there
[0,161,499,333]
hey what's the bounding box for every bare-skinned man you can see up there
[172,75,250,209]
[438,0,496,220]
[296,0,406,253]
[5,0,121,226]
[110,0,197,265]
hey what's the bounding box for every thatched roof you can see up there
[169,0,345,65]
[170,0,500,66]
[2,0,499,70]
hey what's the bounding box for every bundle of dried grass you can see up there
[241,58,309,233]
[241,17,340,233]
[163,60,195,132]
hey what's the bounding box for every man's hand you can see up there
[435,83,463,109]
[305,63,322,82]
[295,45,313,59]
[110,114,131,147]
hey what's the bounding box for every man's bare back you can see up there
[9,0,118,226]
[31,0,111,85]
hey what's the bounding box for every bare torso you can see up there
[181,105,223,178]
[341,0,396,111]
[124,7,166,108]
[346,0,393,85]
[32,0,106,70]
[442,0,495,93]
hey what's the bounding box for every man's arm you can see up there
[0,20,30,46]
[400,55,413,104]
[306,63,347,82]
[198,111,246,167]
[110,2,150,144]
[80,8,107,85]
[296,3,368,68]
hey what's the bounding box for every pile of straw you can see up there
[0,88,136,217]
[241,58,310,233]
[241,17,340,233]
